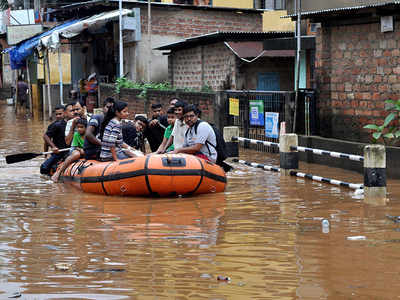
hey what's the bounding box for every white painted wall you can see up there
[125,34,181,83]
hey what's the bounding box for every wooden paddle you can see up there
[6,148,71,164]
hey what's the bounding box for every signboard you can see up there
[7,24,43,45]
[123,8,141,42]
[265,112,279,138]
[229,98,239,116]
[249,100,264,126]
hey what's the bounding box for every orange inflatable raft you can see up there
[60,154,226,197]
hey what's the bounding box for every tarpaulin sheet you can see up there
[7,9,132,69]
[7,20,80,69]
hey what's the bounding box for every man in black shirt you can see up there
[144,103,169,152]
[83,97,115,160]
[122,115,148,154]
[40,106,68,175]
[43,105,66,153]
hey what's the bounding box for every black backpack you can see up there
[186,120,232,172]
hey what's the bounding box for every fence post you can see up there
[223,126,239,158]
[280,133,298,176]
[364,145,387,204]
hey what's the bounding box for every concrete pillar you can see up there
[280,133,298,176]
[364,145,387,204]
[223,126,239,158]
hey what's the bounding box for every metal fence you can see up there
[223,90,294,153]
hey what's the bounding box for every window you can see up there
[256,0,285,10]
[274,0,285,10]
[254,0,266,9]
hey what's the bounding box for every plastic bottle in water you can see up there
[322,219,330,233]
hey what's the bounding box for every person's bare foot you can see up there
[51,171,60,183]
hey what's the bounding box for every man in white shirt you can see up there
[157,100,188,153]
[65,100,89,146]
[171,104,217,162]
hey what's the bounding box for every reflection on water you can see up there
[1,102,400,299]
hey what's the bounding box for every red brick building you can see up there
[155,31,295,91]
[292,2,400,142]
[110,0,264,83]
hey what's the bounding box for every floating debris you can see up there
[44,245,59,251]
[55,263,72,271]
[217,275,231,281]
[8,292,21,298]
[91,268,126,273]
[347,236,366,241]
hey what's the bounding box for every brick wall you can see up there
[170,43,237,91]
[203,43,237,90]
[141,7,263,38]
[315,22,399,142]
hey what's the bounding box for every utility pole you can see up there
[293,0,301,133]
[119,0,124,78]
[147,0,151,82]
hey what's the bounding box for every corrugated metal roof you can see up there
[154,31,294,51]
[227,42,295,58]
[109,0,264,14]
[284,1,400,19]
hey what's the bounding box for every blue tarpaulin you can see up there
[7,19,80,70]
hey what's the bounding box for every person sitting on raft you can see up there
[65,99,89,146]
[40,105,69,175]
[99,101,140,161]
[157,100,188,154]
[83,97,115,160]
[122,115,148,154]
[51,118,88,182]
[171,104,217,163]
[154,107,176,154]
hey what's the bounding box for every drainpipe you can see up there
[293,0,301,133]
[147,0,151,82]
[119,0,124,78]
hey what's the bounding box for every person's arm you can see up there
[155,137,168,153]
[110,147,117,161]
[172,143,202,154]
[65,118,78,145]
[85,125,101,146]
[43,133,56,149]
[43,124,60,154]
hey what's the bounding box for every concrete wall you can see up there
[315,21,400,143]
[125,5,263,83]
[298,135,400,179]
[213,0,253,8]
[263,10,295,32]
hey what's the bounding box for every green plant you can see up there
[363,99,400,144]
[115,78,198,97]
[0,0,8,10]
[201,84,214,92]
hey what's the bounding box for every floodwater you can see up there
[1,102,400,300]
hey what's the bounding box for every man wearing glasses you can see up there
[171,104,217,163]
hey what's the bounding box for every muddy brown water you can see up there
[1,103,400,299]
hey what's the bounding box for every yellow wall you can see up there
[213,0,253,9]
[37,51,71,84]
[263,10,295,32]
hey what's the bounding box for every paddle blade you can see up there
[5,152,40,164]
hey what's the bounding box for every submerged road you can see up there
[1,102,400,299]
